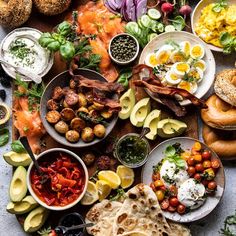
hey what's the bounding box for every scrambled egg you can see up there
[195,3,236,47]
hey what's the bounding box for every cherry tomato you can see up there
[181,152,191,161]
[154,180,164,188]
[211,160,220,169]
[202,179,209,186]
[168,205,176,212]
[191,149,200,155]
[193,142,202,151]
[150,182,156,191]
[160,199,169,210]
[208,181,217,190]
[194,154,202,163]
[155,190,165,201]
[49,230,57,236]
[169,185,178,196]
[202,150,211,160]
[152,173,160,181]
[187,157,195,166]
[195,163,204,172]
[187,166,196,176]
[169,197,179,207]
[203,160,212,169]
[194,173,202,181]
[160,185,167,192]
[204,168,215,180]
[177,204,186,214]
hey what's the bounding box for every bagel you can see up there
[33,0,71,16]
[201,94,236,130]
[202,124,236,160]
[214,69,236,106]
[0,0,32,28]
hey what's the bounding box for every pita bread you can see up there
[85,199,122,236]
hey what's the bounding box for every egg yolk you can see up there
[183,43,190,57]
[157,51,170,64]
[191,46,202,58]
[172,53,185,62]
[176,63,189,72]
[189,70,200,80]
[170,74,179,80]
[194,62,205,70]
[179,81,191,92]
[149,54,158,66]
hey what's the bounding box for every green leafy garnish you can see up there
[0,128,9,147]
[117,68,132,89]
[212,0,228,13]
[165,145,176,157]
[109,188,126,201]
[37,226,53,236]
[166,39,180,50]
[169,16,186,31]
[183,72,195,83]
[219,32,236,54]
[220,211,236,236]
[11,140,26,153]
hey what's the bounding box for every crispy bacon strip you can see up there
[134,80,206,107]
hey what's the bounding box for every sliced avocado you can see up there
[119,88,136,120]
[9,166,27,202]
[3,151,32,167]
[24,206,49,233]
[130,98,151,127]
[7,195,38,214]
[143,109,161,140]
[157,118,187,138]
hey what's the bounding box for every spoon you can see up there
[0,58,42,84]
[19,136,49,184]
[127,127,150,148]
[54,222,94,235]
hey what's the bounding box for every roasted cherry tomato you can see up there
[195,163,204,172]
[193,142,202,151]
[152,173,160,181]
[177,204,186,214]
[208,181,217,190]
[160,185,167,192]
[154,180,164,188]
[150,182,156,191]
[156,190,165,201]
[202,179,209,186]
[169,197,179,207]
[194,173,202,181]
[204,168,215,180]
[202,150,211,160]
[187,166,196,176]
[169,185,178,196]
[181,152,191,161]
[203,160,212,169]
[191,149,200,155]
[187,157,195,166]
[160,199,169,210]
[211,160,220,169]
[194,154,202,163]
[168,205,176,212]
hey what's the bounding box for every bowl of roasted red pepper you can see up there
[27,148,88,210]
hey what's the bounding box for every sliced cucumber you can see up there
[125,22,140,34]
[157,23,164,33]
[148,33,158,42]
[165,25,176,32]
[140,15,152,28]
[148,9,161,20]
[150,20,158,32]
[138,19,145,29]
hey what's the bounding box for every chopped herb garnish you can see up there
[220,211,236,236]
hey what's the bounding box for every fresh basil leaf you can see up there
[220,32,233,46]
[0,128,9,147]
[11,140,26,153]
[172,16,186,31]
[212,4,223,12]
[165,145,176,157]
[175,158,186,168]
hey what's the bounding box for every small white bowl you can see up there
[27,148,88,211]
[108,33,139,65]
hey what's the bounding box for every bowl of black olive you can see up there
[108,33,139,65]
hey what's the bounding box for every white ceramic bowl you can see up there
[191,0,235,52]
[139,31,216,106]
[108,33,139,65]
[27,148,88,211]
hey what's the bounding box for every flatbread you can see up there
[112,184,172,236]
[168,222,191,236]
[85,199,122,236]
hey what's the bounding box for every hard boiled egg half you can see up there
[178,81,198,94]
[165,70,182,85]
[188,68,204,83]
[172,62,190,76]
[170,50,186,63]
[145,53,159,67]
[193,59,206,72]
[180,41,191,57]
[190,44,205,59]
[155,45,173,65]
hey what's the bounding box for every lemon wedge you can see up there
[96,180,112,201]
[81,181,99,205]
[116,165,135,189]
[98,170,121,189]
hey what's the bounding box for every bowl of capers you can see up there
[108,33,139,65]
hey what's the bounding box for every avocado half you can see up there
[3,151,32,167]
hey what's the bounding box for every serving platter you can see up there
[141,137,225,223]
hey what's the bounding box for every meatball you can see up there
[54,121,69,134]
[70,118,86,132]
[47,99,58,110]
[60,108,75,121]
[52,86,63,100]
[81,127,94,142]
[65,90,79,106]
[78,93,87,107]
[94,124,106,138]
[46,110,61,124]
[82,152,96,166]
[65,130,80,143]
[97,155,111,170]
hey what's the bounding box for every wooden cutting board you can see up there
[12,0,198,233]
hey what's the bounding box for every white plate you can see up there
[141,137,225,223]
[139,31,216,106]
[191,0,235,52]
